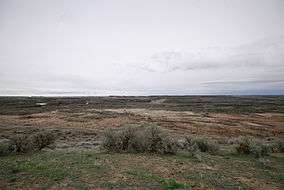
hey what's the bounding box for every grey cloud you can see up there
[201,79,284,85]
[135,37,284,73]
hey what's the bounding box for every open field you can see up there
[0,96,284,189]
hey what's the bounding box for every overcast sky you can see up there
[0,0,284,95]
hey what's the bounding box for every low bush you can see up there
[235,137,272,158]
[102,128,120,152]
[144,126,177,154]
[0,138,15,156]
[102,127,143,152]
[102,125,177,154]
[269,140,284,153]
[184,136,219,154]
[31,132,55,150]
[251,143,270,158]
[2,131,55,154]
[12,134,33,153]
[235,137,251,154]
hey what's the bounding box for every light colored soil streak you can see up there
[0,108,283,138]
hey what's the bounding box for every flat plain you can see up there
[0,96,283,190]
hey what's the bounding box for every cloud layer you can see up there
[0,0,284,95]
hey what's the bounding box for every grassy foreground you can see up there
[0,150,283,190]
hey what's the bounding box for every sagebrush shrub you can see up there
[31,132,55,150]
[12,134,33,153]
[269,140,284,153]
[144,126,165,153]
[127,130,146,153]
[0,139,15,156]
[236,137,251,154]
[251,143,270,158]
[102,129,120,152]
[102,125,177,154]
[184,136,219,154]
[119,127,139,152]
[235,136,272,158]
[10,132,55,153]
[160,136,178,154]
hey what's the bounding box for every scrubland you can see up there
[0,96,283,189]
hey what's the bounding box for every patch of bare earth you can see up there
[0,108,283,139]
[106,108,284,138]
[235,177,280,190]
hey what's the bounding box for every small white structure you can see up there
[36,102,47,106]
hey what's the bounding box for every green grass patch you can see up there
[252,155,284,184]
[0,151,108,189]
[1,150,283,190]
[126,169,191,190]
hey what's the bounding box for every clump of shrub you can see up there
[102,125,177,154]
[235,137,251,154]
[103,127,142,152]
[184,136,219,154]
[0,138,15,156]
[12,134,33,153]
[144,126,177,154]
[31,132,55,150]
[235,136,271,158]
[269,140,284,153]
[251,143,270,158]
[0,131,55,155]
